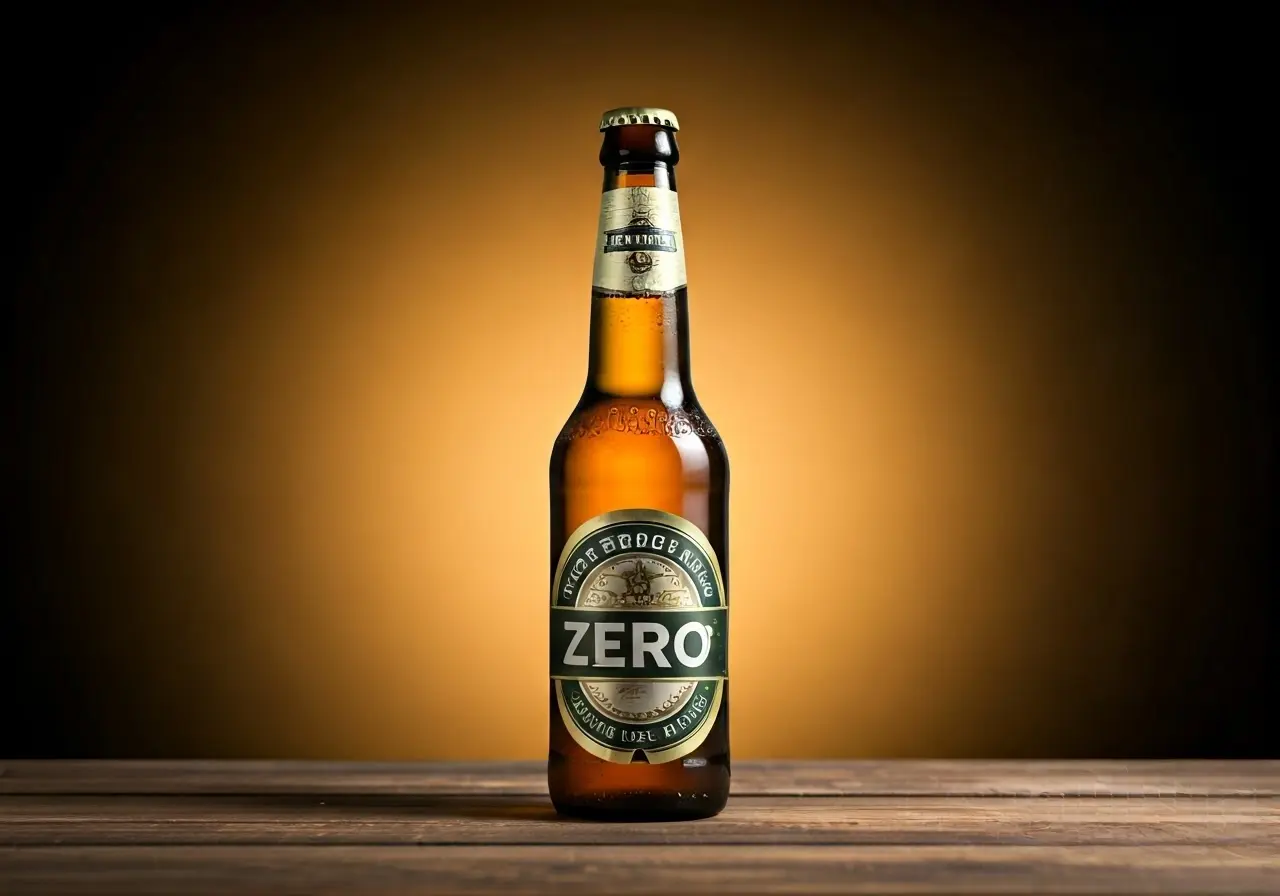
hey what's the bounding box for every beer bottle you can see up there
[548,107,729,820]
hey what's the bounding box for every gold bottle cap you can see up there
[599,107,680,131]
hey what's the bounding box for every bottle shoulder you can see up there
[554,398,722,447]
[549,396,728,518]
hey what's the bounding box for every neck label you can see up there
[592,187,686,297]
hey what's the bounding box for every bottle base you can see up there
[550,793,727,822]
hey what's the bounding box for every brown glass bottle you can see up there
[548,108,729,821]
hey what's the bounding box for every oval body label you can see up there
[551,509,726,764]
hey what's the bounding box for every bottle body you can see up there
[548,110,729,820]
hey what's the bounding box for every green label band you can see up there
[559,679,719,753]
[550,608,727,679]
[554,520,719,608]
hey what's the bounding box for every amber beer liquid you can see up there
[548,108,729,820]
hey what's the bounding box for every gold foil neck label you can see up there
[592,187,686,297]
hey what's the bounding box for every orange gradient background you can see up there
[14,5,1269,758]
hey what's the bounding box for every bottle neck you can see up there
[586,158,692,402]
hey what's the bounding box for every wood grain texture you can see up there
[2,844,1277,895]
[1,796,1277,846]
[3,760,1278,796]
[1,762,1277,894]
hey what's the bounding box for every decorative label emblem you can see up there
[592,187,686,297]
[551,509,726,764]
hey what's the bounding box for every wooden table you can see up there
[1,760,1277,893]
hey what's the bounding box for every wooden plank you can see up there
[3,760,1278,797]
[743,760,1280,798]
[0,762,538,797]
[1,796,1276,847]
[1,844,1276,894]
